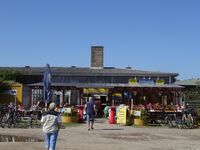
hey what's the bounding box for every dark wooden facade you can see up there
[0,67,182,109]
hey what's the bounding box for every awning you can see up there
[28,82,184,89]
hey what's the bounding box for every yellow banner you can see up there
[83,88,108,94]
[117,106,127,124]
[156,79,165,85]
[112,93,122,97]
[128,78,137,84]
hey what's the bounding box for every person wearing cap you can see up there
[41,102,61,150]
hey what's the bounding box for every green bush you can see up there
[194,108,200,116]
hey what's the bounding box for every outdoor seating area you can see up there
[0,102,43,128]
[101,100,200,129]
[1,98,199,129]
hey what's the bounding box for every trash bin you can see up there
[77,105,84,123]
[109,106,116,124]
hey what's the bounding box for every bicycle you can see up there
[0,105,10,127]
[181,109,194,129]
[164,113,182,128]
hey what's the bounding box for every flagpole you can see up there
[43,72,47,111]
[45,102,47,111]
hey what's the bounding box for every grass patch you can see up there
[61,122,82,128]
[131,125,149,128]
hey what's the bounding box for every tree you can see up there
[0,82,11,93]
[0,70,21,93]
[184,87,200,100]
[0,70,21,82]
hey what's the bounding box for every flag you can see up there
[43,64,51,103]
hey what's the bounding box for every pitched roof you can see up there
[0,66,179,77]
[174,78,200,86]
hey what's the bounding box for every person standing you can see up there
[103,104,110,118]
[85,97,96,131]
[41,102,61,150]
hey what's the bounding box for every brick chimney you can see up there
[91,46,104,68]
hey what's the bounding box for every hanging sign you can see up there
[138,79,155,85]
[83,88,108,94]
[128,78,137,84]
[156,79,165,85]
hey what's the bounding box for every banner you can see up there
[44,64,52,103]
[156,79,165,85]
[128,78,137,84]
[138,79,155,84]
[83,88,108,94]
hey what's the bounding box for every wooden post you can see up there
[131,98,133,114]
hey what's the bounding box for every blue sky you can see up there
[0,0,199,80]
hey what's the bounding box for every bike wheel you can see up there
[186,116,194,129]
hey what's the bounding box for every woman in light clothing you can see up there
[41,103,61,150]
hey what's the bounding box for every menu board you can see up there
[117,106,127,125]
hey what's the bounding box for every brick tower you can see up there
[91,46,104,68]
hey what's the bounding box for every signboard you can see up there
[133,110,141,117]
[138,79,155,85]
[5,89,17,95]
[156,79,165,85]
[83,88,108,94]
[117,106,127,124]
[0,83,23,104]
[128,78,137,84]
[65,108,72,113]
[112,93,122,97]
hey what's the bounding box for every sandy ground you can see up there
[0,118,200,150]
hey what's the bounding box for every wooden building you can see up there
[0,46,183,110]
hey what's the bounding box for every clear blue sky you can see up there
[0,0,199,80]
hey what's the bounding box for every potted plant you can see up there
[132,109,148,126]
[61,107,78,123]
